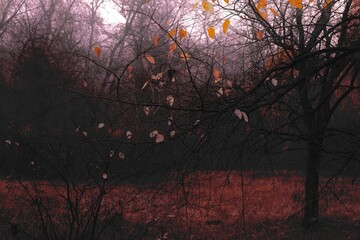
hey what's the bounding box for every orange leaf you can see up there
[224,0,229,3]
[258,9,268,20]
[94,46,101,57]
[179,28,187,41]
[213,68,221,80]
[256,31,263,40]
[288,0,302,9]
[180,52,191,61]
[269,8,279,16]
[169,43,177,53]
[323,0,332,8]
[153,35,159,46]
[202,1,214,14]
[192,2,199,8]
[223,19,230,34]
[258,0,267,9]
[208,27,215,39]
[168,29,177,38]
[145,54,156,64]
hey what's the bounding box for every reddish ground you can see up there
[0,171,359,239]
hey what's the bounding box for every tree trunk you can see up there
[302,138,322,228]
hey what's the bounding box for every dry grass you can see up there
[0,171,359,239]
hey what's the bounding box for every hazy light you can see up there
[99,0,126,25]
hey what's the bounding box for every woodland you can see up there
[0,0,360,239]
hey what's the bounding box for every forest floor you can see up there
[0,171,359,239]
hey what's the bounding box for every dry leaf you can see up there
[145,54,156,64]
[208,27,215,39]
[223,19,230,34]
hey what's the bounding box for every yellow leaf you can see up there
[168,29,177,38]
[269,8,279,16]
[208,27,215,39]
[213,68,221,80]
[192,2,199,8]
[223,19,230,34]
[169,43,177,53]
[180,52,191,61]
[153,35,159,46]
[202,1,214,14]
[94,46,101,57]
[179,28,187,41]
[323,0,332,8]
[212,0,216,2]
[224,0,229,3]
[145,54,155,64]
[288,0,302,9]
[256,31,263,40]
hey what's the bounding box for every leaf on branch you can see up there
[143,106,150,116]
[323,0,332,9]
[118,152,125,159]
[257,0,267,9]
[180,52,191,61]
[155,134,165,143]
[223,19,230,34]
[94,46,101,57]
[150,130,159,138]
[170,130,176,137]
[142,80,150,90]
[224,0,229,3]
[234,109,242,120]
[256,31,263,40]
[289,0,302,9]
[168,29,177,38]
[153,35,159,46]
[269,8,279,16]
[208,27,215,39]
[169,43,177,53]
[179,28,187,40]
[242,112,249,122]
[145,54,156,64]
[127,65,134,74]
[271,78,278,86]
[234,109,249,122]
[216,88,224,97]
[168,116,173,125]
[192,2,199,8]
[202,1,214,14]
[167,95,175,106]
[98,123,105,128]
[225,79,233,88]
[109,150,115,158]
[151,72,163,80]
[213,68,221,82]
[126,131,132,140]
[258,9,268,20]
